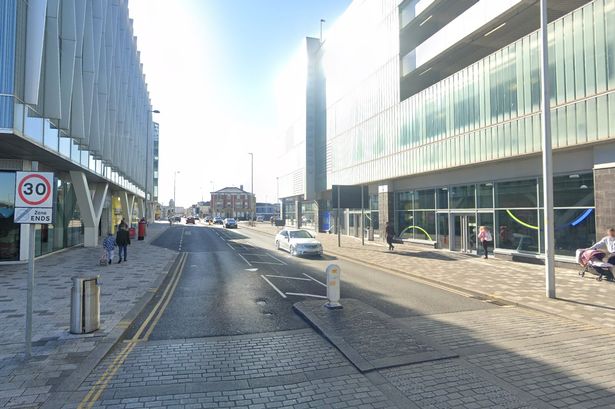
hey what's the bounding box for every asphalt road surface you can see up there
[131,222,494,341]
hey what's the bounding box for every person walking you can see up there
[385,221,396,251]
[102,233,116,265]
[478,226,492,259]
[116,225,130,263]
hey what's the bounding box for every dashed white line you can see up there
[260,275,287,298]
[265,275,311,281]
[237,253,253,267]
[285,292,327,299]
[302,273,327,287]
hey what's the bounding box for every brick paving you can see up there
[241,223,615,330]
[0,223,175,409]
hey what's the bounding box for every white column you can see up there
[119,192,135,226]
[70,171,108,247]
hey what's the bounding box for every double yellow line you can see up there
[78,252,188,409]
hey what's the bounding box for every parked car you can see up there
[186,217,195,224]
[213,217,223,225]
[194,216,200,221]
[256,216,264,222]
[204,216,212,223]
[224,218,237,228]
[274,228,322,257]
[173,216,181,222]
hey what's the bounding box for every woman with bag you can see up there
[478,226,492,259]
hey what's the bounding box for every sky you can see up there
[128,0,352,208]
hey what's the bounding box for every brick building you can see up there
[211,186,255,220]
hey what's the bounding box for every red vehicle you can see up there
[186,217,195,224]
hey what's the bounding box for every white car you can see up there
[275,229,323,257]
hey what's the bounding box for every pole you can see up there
[145,112,150,222]
[25,160,38,359]
[540,0,555,299]
[361,186,365,246]
[249,153,254,223]
[320,19,325,43]
[337,187,341,247]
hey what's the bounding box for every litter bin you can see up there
[70,275,100,334]
[138,219,147,240]
[129,227,136,239]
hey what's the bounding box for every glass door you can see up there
[451,213,476,253]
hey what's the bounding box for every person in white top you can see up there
[590,228,615,264]
[477,226,493,259]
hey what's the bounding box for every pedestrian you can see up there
[119,218,128,230]
[589,228,615,264]
[385,221,395,251]
[102,232,116,265]
[116,224,130,263]
[478,226,492,259]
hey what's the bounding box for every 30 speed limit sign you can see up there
[14,172,55,224]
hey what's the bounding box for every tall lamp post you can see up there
[173,170,180,216]
[145,109,160,223]
[540,0,556,298]
[248,153,254,223]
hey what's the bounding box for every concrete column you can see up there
[378,185,394,239]
[594,166,615,240]
[70,171,108,247]
[119,192,135,226]
[295,200,302,228]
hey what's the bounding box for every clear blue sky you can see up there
[129,0,352,206]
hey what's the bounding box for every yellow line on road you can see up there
[77,252,187,409]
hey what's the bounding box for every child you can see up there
[478,226,492,259]
[102,232,116,265]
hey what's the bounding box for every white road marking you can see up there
[245,268,259,272]
[285,292,327,299]
[265,254,287,265]
[265,275,311,281]
[237,253,253,267]
[225,242,235,250]
[302,273,327,287]
[252,261,285,265]
[260,275,287,298]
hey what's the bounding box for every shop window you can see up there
[396,191,414,211]
[477,183,493,208]
[0,172,19,261]
[553,173,594,207]
[495,179,537,208]
[496,209,539,253]
[415,189,435,209]
[449,184,476,209]
[437,188,449,209]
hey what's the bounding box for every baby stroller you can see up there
[575,249,614,281]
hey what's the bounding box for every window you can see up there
[495,179,537,208]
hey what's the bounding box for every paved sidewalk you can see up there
[241,223,615,330]
[0,223,176,409]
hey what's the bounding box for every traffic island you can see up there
[293,298,457,372]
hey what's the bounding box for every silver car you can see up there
[275,229,323,257]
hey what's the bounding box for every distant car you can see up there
[194,216,200,221]
[256,216,264,222]
[204,216,212,223]
[186,217,195,224]
[173,216,181,222]
[223,218,237,228]
[213,217,223,225]
[274,228,322,257]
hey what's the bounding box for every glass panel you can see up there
[554,208,595,256]
[478,213,495,253]
[554,173,594,207]
[495,179,537,208]
[436,213,449,249]
[413,210,435,241]
[437,188,448,209]
[477,183,493,208]
[43,120,59,151]
[496,209,539,252]
[449,184,476,208]
[397,211,414,239]
[0,171,19,260]
[396,191,414,211]
[24,108,43,143]
[415,189,435,209]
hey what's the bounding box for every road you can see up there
[128,222,493,340]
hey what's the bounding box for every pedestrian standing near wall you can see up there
[116,225,130,263]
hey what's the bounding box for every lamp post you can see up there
[173,170,180,216]
[145,109,160,223]
[540,0,555,299]
[248,153,254,223]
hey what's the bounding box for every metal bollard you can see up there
[325,264,342,309]
[70,276,101,334]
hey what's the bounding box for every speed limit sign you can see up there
[14,172,55,224]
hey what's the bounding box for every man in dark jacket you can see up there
[385,221,395,251]
[116,225,130,263]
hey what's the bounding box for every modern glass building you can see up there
[0,0,156,262]
[277,0,615,261]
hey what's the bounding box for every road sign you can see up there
[14,172,54,224]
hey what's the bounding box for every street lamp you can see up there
[540,0,555,299]
[248,153,254,223]
[145,109,160,223]
[173,170,180,215]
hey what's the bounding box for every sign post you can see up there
[325,264,342,309]
[14,170,55,359]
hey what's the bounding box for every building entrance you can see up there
[451,213,476,253]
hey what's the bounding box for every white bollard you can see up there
[325,264,342,309]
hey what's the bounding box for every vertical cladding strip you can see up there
[0,0,16,129]
[24,0,47,105]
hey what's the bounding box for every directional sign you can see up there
[14,172,55,224]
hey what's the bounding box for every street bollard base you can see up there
[324,302,343,310]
